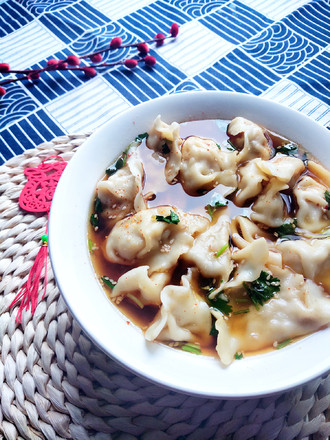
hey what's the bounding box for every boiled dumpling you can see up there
[146,115,182,184]
[145,272,212,343]
[251,179,289,227]
[214,267,330,364]
[97,147,146,227]
[256,155,305,186]
[294,176,330,233]
[227,117,272,163]
[180,136,237,195]
[110,266,171,306]
[235,159,266,205]
[105,206,209,273]
[277,238,330,280]
[183,215,233,280]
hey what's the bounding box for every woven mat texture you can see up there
[0,135,329,440]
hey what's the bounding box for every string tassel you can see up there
[10,234,49,323]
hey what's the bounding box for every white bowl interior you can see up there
[49,91,330,398]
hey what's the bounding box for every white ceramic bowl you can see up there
[49,91,330,398]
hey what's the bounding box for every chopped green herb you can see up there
[215,243,229,258]
[216,143,221,150]
[233,309,250,315]
[181,343,201,354]
[207,205,216,220]
[277,142,298,157]
[127,293,144,309]
[273,218,297,238]
[162,142,170,154]
[206,193,228,219]
[209,293,232,316]
[88,239,95,253]
[135,132,149,142]
[276,338,292,350]
[94,196,103,213]
[325,190,330,208]
[155,210,180,224]
[101,276,116,290]
[235,298,250,304]
[90,213,99,228]
[227,139,236,151]
[106,151,128,176]
[235,352,243,360]
[210,320,218,336]
[243,271,280,310]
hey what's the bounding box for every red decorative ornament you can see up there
[10,156,67,322]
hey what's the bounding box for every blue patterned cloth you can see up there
[0,0,329,165]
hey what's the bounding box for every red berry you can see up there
[144,56,156,67]
[110,37,122,49]
[137,42,149,54]
[90,53,103,63]
[0,87,6,96]
[67,55,81,66]
[0,63,10,73]
[57,61,68,70]
[124,59,138,69]
[47,59,59,66]
[83,67,96,78]
[170,23,179,38]
[28,72,40,80]
[154,33,166,46]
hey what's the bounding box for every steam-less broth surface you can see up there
[88,117,330,365]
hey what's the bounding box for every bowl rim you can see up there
[49,90,330,399]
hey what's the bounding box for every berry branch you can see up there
[0,23,179,96]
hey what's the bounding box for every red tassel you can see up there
[10,234,49,323]
[11,156,67,322]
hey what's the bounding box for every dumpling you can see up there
[105,206,209,273]
[277,238,330,280]
[256,155,305,186]
[294,176,330,233]
[179,136,237,195]
[235,159,267,206]
[145,272,212,343]
[251,179,289,227]
[222,238,269,291]
[183,215,234,280]
[97,147,146,227]
[110,266,170,306]
[213,267,330,364]
[227,117,272,163]
[146,115,182,184]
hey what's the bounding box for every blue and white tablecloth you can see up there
[0,0,329,165]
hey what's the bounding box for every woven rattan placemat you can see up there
[0,134,329,440]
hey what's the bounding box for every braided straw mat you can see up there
[0,134,329,440]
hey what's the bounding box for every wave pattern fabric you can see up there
[0,0,329,164]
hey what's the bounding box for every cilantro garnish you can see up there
[206,193,228,220]
[101,276,116,289]
[181,343,201,355]
[273,218,298,239]
[235,352,243,360]
[243,271,280,310]
[135,132,149,142]
[233,309,249,315]
[227,140,236,151]
[210,320,218,336]
[325,190,330,208]
[88,239,95,253]
[276,338,292,350]
[215,243,229,258]
[94,196,103,213]
[106,151,128,176]
[90,213,99,228]
[208,293,233,316]
[216,143,221,150]
[155,210,180,224]
[276,142,298,157]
